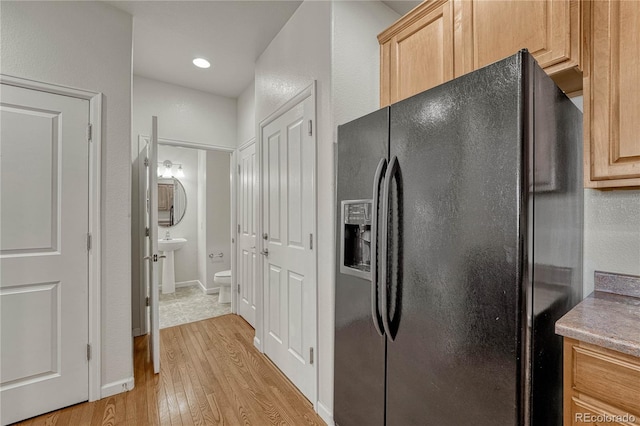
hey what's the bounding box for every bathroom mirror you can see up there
[157,178,187,227]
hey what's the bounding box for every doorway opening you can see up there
[135,137,235,334]
[155,143,232,328]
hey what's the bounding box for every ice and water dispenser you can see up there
[340,200,372,280]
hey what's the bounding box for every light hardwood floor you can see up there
[15,314,325,426]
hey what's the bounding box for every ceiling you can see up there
[108,1,303,98]
[108,1,421,99]
[382,1,421,16]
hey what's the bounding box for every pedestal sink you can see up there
[158,238,187,294]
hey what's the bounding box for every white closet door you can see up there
[261,95,316,401]
[0,84,89,425]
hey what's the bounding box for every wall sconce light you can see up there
[157,160,185,178]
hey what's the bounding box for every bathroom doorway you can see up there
[136,137,235,332]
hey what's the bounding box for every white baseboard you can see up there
[317,401,334,426]
[254,336,262,352]
[175,280,200,289]
[101,376,134,398]
[175,280,220,295]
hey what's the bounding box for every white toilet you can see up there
[214,270,232,304]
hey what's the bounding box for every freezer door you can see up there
[385,53,526,425]
[335,108,389,426]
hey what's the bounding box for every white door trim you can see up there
[230,149,238,315]
[238,138,256,151]
[256,81,318,409]
[0,73,103,402]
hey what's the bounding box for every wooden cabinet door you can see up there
[467,0,582,94]
[379,0,454,106]
[563,339,640,426]
[585,0,640,188]
[462,0,582,93]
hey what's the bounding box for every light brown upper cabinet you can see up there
[379,0,583,106]
[584,0,640,188]
[469,0,582,93]
[379,0,454,106]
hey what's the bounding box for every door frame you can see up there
[0,74,103,402]
[256,82,318,408]
[234,137,256,319]
[135,136,236,335]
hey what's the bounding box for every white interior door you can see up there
[147,116,161,374]
[261,95,316,401]
[238,141,257,327]
[0,84,90,424]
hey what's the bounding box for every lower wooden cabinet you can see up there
[563,338,640,425]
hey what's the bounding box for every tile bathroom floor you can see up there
[159,284,231,328]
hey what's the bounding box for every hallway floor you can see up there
[159,284,230,328]
[16,315,324,425]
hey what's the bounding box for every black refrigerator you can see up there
[334,51,583,426]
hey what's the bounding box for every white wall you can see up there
[255,1,398,421]
[584,189,640,293]
[569,96,640,295]
[237,81,256,146]
[133,76,237,148]
[157,145,199,283]
[0,1,134,390]
[206,151,232,289]
[255,0,333,417]
[332,1,399,131]
[132,76,237,334]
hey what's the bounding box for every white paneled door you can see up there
[261,94,316,402]
[0,84,90,425]
[238,141,257,327]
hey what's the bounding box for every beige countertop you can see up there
[555,271,640,358]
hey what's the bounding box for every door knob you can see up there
[144,254,166,261]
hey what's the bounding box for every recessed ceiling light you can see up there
[192,58,211,69]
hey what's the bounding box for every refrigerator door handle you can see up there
[370,157,387,337]
[381,155,398,341]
